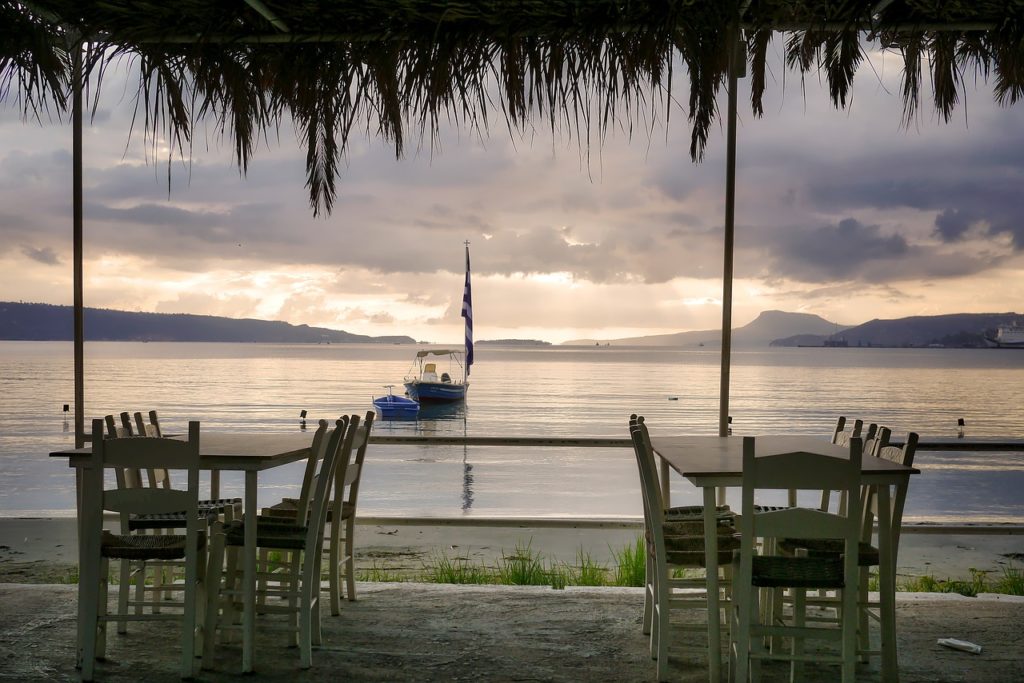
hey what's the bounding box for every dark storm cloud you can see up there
[766,218,908,281]
[21,245,60,265]
[803,140,1024,250]
[934,208,977,242]
[755,216,998,284]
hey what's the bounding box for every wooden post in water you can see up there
[72,41,85,449]
[719,28,742,440]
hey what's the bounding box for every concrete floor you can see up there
[1,582,1022,682]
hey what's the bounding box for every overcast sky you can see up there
[1,42,1021,344]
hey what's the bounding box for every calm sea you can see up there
[1,341,1022,523]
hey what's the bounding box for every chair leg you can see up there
[653,566,671,681]
[116,559,131,634]
[257,548,269,607]
[133,559,146,618]
[286,552,302,647]
[96,558,109,660]
[79,556,102,681]
[202,534,225,668]
[733,583,752,683]
[344,516,357,602]
[642,550,653,636]
[194,547,208,668]
[842,585,858,683]
[790,588,806,683]
[299,554,314,669]
[858,567,870,662]
[328,517,341,615]
[180,555,197,678]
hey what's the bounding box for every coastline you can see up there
[2,517,1021,584]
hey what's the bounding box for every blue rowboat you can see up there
[373,387,420,419]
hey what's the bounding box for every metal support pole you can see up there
[73,45,85,448]
[719,32,740,439]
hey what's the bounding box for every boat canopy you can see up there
[415,349,463,358]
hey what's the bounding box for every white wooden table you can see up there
[649,435,918,683]
[53,432,313,673]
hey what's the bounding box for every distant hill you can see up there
[771,312,1021,348]
[563,310,848,347]
[478,339,552,346]
[0,302,415,344]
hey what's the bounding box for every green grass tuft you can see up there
[423,553,495,585]
[570,548,609,587]
[498,541,550,586]
[612,536,646,587]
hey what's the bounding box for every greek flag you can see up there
[461,243,473,376]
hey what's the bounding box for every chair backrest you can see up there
[290,418,334,524]
[816,419,871,510]
[737,436,863,589]
[303,418,352,563]
[831,417,863,447]
[862,431,918,547]
[104,413,133,438]
[133,410,163,438]
[103,414,143,489]
[85,418,202,542]
[628,415,666,551]
[337,410,375,514]
[132,411,172,488]
[860,423,882,458]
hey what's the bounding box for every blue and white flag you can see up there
[461,243,473,376]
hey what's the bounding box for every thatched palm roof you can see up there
[2,1,1022,214]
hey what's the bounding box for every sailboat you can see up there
[403,243,474,403]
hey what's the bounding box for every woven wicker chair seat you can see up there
[128,502,228,530]
[649,532,740,567]
[744,555,846,589]
[101,529,205,560]
[665,504,731,520]
[778,538,880,567]
[752,504,790,513]
[664,547,738,568]
[262,497,354,521]
[223,518,309,551]
[660,517,736,537]
[664,532,741,553]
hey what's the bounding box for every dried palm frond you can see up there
[0,1,1021,215]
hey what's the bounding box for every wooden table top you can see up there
[649,434,919,483]
[50,432,313,471]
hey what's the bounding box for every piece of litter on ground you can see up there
[937,638,982,654]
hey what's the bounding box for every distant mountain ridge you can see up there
[564,310,848,347]
[564,309,1022,349]
[774,312,1021,348]
[0,302,415,344]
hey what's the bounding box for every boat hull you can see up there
[373,395,420,419]
[404,381,468,402]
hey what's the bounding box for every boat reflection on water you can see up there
[417,401,467,425]
[370,400,474,511]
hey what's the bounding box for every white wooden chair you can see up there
[121,410,241,618]
[730,436,863,683]
[629,415,738,681]
[263,410,375,615]
[769,422,880,649]
[325,410,374,613]
[77,418,207,681]
[203,417,350,669]
[781,429,918,667]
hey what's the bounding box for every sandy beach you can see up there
[2,516,1022,585]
